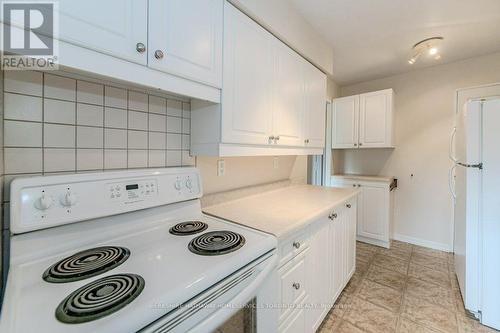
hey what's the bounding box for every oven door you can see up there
[139,251,278,333]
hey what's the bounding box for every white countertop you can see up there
[331,174,394,183]
[203,185,359,241]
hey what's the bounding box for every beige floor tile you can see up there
[318,312,341,331]
[412,245,448,259]
[406,277,456,311]
[411,252,449,273]
[408,262,451,288]
[456,314,500,333]
[356,241,380,253]
[335,320,368,333]
[396,318,440,333]
[344,273,364,295]
[356,259,371,276]
[357,247,376,263]
[366,264,406,291]
[356,279,403,312]
[372,253,409,275]
[332,291,352,318]
[344,297,398,333]
[378,247,412,261]
[401,296,458,333]
[390,240,413,253]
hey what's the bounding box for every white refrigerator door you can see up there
[454,100,481,314]
[480,98,500,329]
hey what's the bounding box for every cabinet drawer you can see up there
[279,249,308,322]
[279,304,306,333]
[279,231,309,267]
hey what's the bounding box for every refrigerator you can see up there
[451,98,500,329]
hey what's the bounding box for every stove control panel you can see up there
[10,168,202,234]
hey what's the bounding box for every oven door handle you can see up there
[188,253,278,333]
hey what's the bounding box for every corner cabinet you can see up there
[331,176,394,248]
[332,89,395,149]
[277,197,357,333]
[190,2,327,157]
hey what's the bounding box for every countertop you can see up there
[203,185,359,241]
[331,174,394,183]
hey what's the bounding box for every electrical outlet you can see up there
[273,157,279,169]
[217,159,225,176]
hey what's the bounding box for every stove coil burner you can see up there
[55,273,145,324]
[43,246,130,283]
[188,231,245,256]
[169,221,208,236]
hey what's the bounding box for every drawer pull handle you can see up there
[292,282,301,290]
[346,204,351,208]
[293,241,301,249]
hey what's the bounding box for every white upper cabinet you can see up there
[273,43,305,147]
[191,2,327,156]
[332,95,359,148]
[58,0,148,65]
[332,89,395,149]
[359,89,394,147]
[148,0,223,88]
[221,2,274,145]
[303,63,327,148]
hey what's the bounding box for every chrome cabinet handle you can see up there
[275,136,280,143]
[332,213,337,219]
[154,50,164,59]
[136,43,146,53]
[346,203,351,208]
[304,139,309,144]
[293,241,301,249]
[292,282,301,290]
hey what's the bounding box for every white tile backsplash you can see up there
[4,71,43,96]
[2,71,194,191]
[44,74,76,101]
[105,107,127,129]
[44,99,75,124]
[77,103,104,127]
[4,93,42,121]
[44,124,75,148]
[77,81,103,105]
[4,120,42,147]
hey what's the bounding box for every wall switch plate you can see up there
[273,157,279,169]
[217,159,225,176]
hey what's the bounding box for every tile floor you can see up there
[318,240,499,333]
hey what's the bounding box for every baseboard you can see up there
[393,233,452,252]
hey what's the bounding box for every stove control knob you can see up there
[185,178,193,189]
[35,194,53,210]
[61,191,78,207]
[174,180,182,191]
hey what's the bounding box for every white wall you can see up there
[228,0,334,75]
[338,52,500,250]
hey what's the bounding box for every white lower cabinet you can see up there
[277,198,357,332]
[331,177,394,248]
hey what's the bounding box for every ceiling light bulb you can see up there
[408,58,415,65]
[429,47,438,55]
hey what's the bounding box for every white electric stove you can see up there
[0,168,278,333]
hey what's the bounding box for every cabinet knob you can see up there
[292,282,301,290]
[154,50,164,59]
[304,139,309,144]
[352,184,356,187]
[357,184,361,188]
[275,136,280,142]
[346,203,351,208]
[136,42,146,53]
[359,143,363,146]
[269,135,275,144]
[332,213,338,219]
[293,241,301,249]
[354,143,358,147]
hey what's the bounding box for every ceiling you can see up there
[291,0,500,85]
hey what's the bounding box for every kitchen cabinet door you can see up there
[306,217,332,332]
[148,0,223,87]
[359,89,394,148]
[332,95,360,149]
[330,208,345,300]
[221,2,274,145]
[57,0,147,65]
[344,201,357,281]
[273,43,305,147]
[304,64,327,148]
[358,184,387,241]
